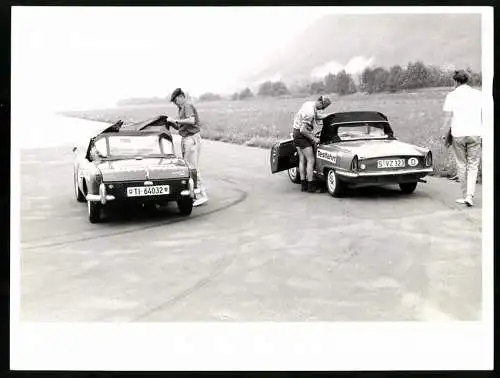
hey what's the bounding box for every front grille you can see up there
[105,179,188,199]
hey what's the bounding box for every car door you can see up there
[270,138,298,173]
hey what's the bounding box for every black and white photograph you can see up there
[10,5,493,370]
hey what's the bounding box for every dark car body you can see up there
[73,116,198,223]
[270,111,433,196]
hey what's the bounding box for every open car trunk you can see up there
[270,138,298,173]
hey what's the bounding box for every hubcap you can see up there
[289,167,297,180]
[327,170,336,192]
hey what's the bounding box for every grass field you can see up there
[65,88,481,178]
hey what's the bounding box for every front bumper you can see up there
[87,179,195,205]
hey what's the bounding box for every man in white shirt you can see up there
[442,70,483,207]
[292,96,332,192]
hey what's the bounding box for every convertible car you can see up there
[73,116,198,223]
[270,111,433,196]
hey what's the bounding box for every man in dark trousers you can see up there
[168,88,208,206]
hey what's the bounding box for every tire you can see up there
[74,172,86,202]
[287,167,301,184]
[326,169,344,197]
[399,182,418,194]
[88,200,102,223]
[177,197,193,216]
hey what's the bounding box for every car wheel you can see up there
[74,172,86,202]
[177,197,193,216]
[88,200,102,223]
[326,169,344,197]
[287,167,301,184]
[399,182,418,194]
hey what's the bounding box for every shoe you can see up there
[193,191,208,207]
[448,175,459,181]
[307,181,324,193]
[193,196,208,207]
[301,180,307,192]
[464,196,474,207]
[455,198,467,205]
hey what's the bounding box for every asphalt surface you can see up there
[19,139,482,321]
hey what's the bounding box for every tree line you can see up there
[116,61,482,106]
[217,61,481,101]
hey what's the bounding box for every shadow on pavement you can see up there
[340,184,427,201]
[100,202,187,225]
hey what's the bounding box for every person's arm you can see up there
[441,112,452,135]
[441,93,453,140]
[315,111,329,120]
[170,104,197,126]
[299,121,318,144]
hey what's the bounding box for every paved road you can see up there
[19,139,482,321]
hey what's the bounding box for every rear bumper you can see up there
[335,168,433,186]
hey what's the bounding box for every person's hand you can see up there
[314,137,320,144]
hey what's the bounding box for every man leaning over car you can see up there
[168,88,208,207]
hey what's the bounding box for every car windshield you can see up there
[105,135,174,157]
[337,123,389,141]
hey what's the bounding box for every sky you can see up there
[12,6,340,112]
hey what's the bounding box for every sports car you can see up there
[270,111,433,196]
[73,116,198,223]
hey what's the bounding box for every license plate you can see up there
[377,159,405,168]
[127,185,170,197]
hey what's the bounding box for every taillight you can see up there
[425,151,433,167]
[351,155,359,171]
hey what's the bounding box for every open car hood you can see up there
[98,115,177,135]
[95,157,190,182]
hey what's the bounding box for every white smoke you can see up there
[310,56,376,79]
[310,60,344,78]
[344,56,376,74]
[255,73,283,84]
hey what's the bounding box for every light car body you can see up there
[73,116,198,223]
[270,111,433,196]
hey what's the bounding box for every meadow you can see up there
[66,88,475,178]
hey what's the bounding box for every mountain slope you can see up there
[243,13,481,85]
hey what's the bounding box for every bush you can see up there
[359,62,481,93]
[239,87,254,99]
[258,81,290,97]
[324,71,357,95]
[198,92,222,102]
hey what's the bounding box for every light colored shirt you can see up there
[443,84,483,137]
[293,101,318,132]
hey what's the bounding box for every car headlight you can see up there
[425,151,433,167]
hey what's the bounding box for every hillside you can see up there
[242,13,481,86]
